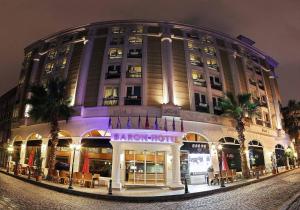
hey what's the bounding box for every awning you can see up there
[181,142,210,154]
[48,139,72,147]
[27,140,42,146]
[81,138,112,148]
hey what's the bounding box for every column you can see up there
[161,34,174,104]
[111,141,122,190]
[269,78,283,131]
[19,141,26,164]
[71,137,81,172]
[41,138,48,169]
[170,143,184,189]
[74,31,95,106]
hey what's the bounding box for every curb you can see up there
[0,169,297,203]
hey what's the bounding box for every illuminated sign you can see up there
[112,133,177,143]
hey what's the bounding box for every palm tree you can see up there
[26,77,73,180]
[220,93,259,178]
[282,100,300,160]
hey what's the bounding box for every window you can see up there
[192,71,206,87]
[190,54,203,67]
[127,64,142,78]
[110,36,124,45]
[59,45,71,55]
[206,58,218,70]
[45,63,55,74]
[254,66,262,75]
[48,49,57,60]
[194,93,209,113]
[128,36,143,45]
[213,97,223,115]
[260,95,267,107]
[186,32,199,39]
[264,112,271,128]
[125,86,142,105]
[210,76,222,91]
[131,25,143,33]
[109,48,123,59]
[249,78,256,86]
[111,26,124,34]
[203,46,216,56]
[103,87,119,106]
[128,49,142,58]
[201,35,213,44]
[258,80,264,90]
[58,57,67,69]
[256,111,263,126]
[187,41,201,51]
[106,64,121,79]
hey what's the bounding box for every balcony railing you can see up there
[213,106,223,115]
[256,119,263,126]
[249,80,257,86]
[124,96,142,105]
[208,64,219,71]
[195,103,209,113]
[211,84,222,91]
[193,79,206,87]
[127,53,142,59]
[190,60,204,67]
[106,71,121,79]
[103,97,119,106]
[258,84,265,90]
[126,71,142,78]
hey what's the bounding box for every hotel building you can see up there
[9,20,292,190]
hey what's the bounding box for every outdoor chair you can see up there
[73,172,83,185]
[232,169,237,181]
[221,170,227,182]
[83,173,93,188]
[92,174,101,187]
[226,170,234,183]
[52,170,60,183]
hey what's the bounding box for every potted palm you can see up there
[220,93,259,178]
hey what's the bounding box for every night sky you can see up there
[0,0,299,104]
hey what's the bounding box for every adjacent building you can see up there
[9,20,292,190]
[0,87,17,168]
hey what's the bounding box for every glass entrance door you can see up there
[125,150,165,185]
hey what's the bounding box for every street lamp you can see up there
[217,144,225,187]
[68,143,81,190]
[6,144,14,173]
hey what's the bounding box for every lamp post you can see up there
[217,144,225,187]
[6,144,13,173]
[68,143,81,190]
[286,147,291,169]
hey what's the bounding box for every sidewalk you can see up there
[0,168,297,202]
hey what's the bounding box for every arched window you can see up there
[248,140,264,168]
[82,130,111,138]
[275,144,285,167]
[218,137,241,171]
[183,132,208,142]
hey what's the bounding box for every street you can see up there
[0,169,300,210]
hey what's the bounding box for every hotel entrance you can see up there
[125,150,165,185]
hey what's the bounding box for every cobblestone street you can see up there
[0,169,299,210]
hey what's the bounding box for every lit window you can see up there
[206,59,218,70]
[192,70,206,87]
[201,35,214,44]
[187,41,201,51]
[109,48,123,59]
[203,46,216,56]
[48,49,57,60]
[111,26,124,34]
[58,58,67,69]
[103,87,119,106]
[125,86,142,105]
[190,54,203,67]
[59,45,71,55]
[131,26,143,33]
[45,63,55,74]
[127,65,142,78]
[128,36,143,45]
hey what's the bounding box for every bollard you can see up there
[184,178,189,194]
[28,168,31,179]
[256,171,260,179]
[220,177,225,188]
[108,179,112,195]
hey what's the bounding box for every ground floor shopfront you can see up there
[8,116,295,189]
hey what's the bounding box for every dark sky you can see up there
[1,0,299,104]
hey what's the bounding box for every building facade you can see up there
[10,20,292,189]
[0,87,17,168]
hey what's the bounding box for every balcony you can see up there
[207,64,219,71]
[211,83,222,91]
[249,79,256,86]
[106,71,121,79]
[124,96,142,105]
[258,84,265,90]
[103,97,119,106]
[260,100,268,108]
[127,52,142,59]
[195,103,209,113]
[190,60,204,67]
[213,106,223,115]
[193,78,206,87]
[126,71,142,78]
